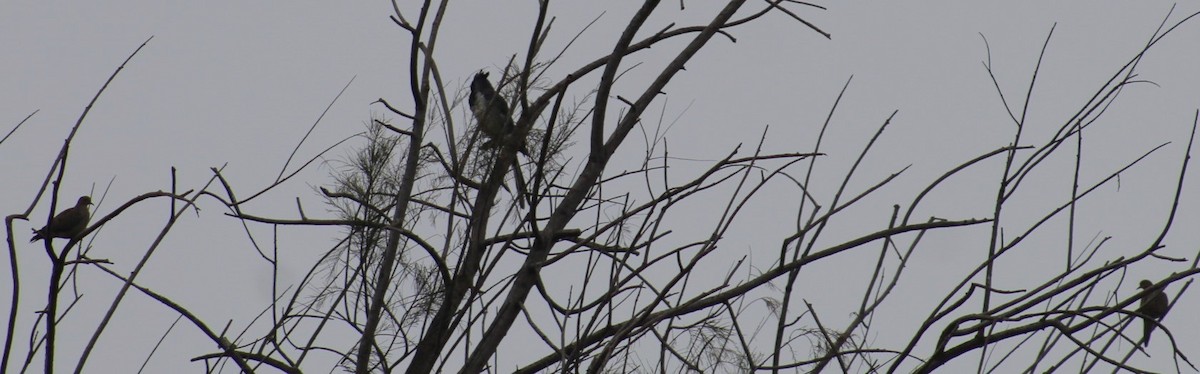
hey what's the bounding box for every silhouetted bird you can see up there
[31,196,93,242]
[468,71,528,155]
[1137,279,1169,347]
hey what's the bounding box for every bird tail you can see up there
[1142,320,1155,347]
[30,229,44,243]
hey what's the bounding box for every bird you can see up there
[468,71,529,156]
[31,195,93,242]
[1136,279,1169,347]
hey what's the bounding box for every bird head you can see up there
[1138,280,1154,289]
[471,71,495,97]
[78,196,93,207]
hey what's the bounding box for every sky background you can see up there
[4,1,1200,372]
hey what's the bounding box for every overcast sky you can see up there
[4,1,1200,373]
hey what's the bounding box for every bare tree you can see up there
[4,2,1199,374]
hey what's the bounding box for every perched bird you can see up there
[31,196,93,242]
[1137,279,1169,347]
[468,71,528,155]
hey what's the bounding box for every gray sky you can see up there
[4,1,1200,372]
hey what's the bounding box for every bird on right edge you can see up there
[1136,279,1169,347]
[31,195,93,243]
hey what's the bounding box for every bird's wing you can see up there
[49,205,88,235]
[1148,292,1169,317]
